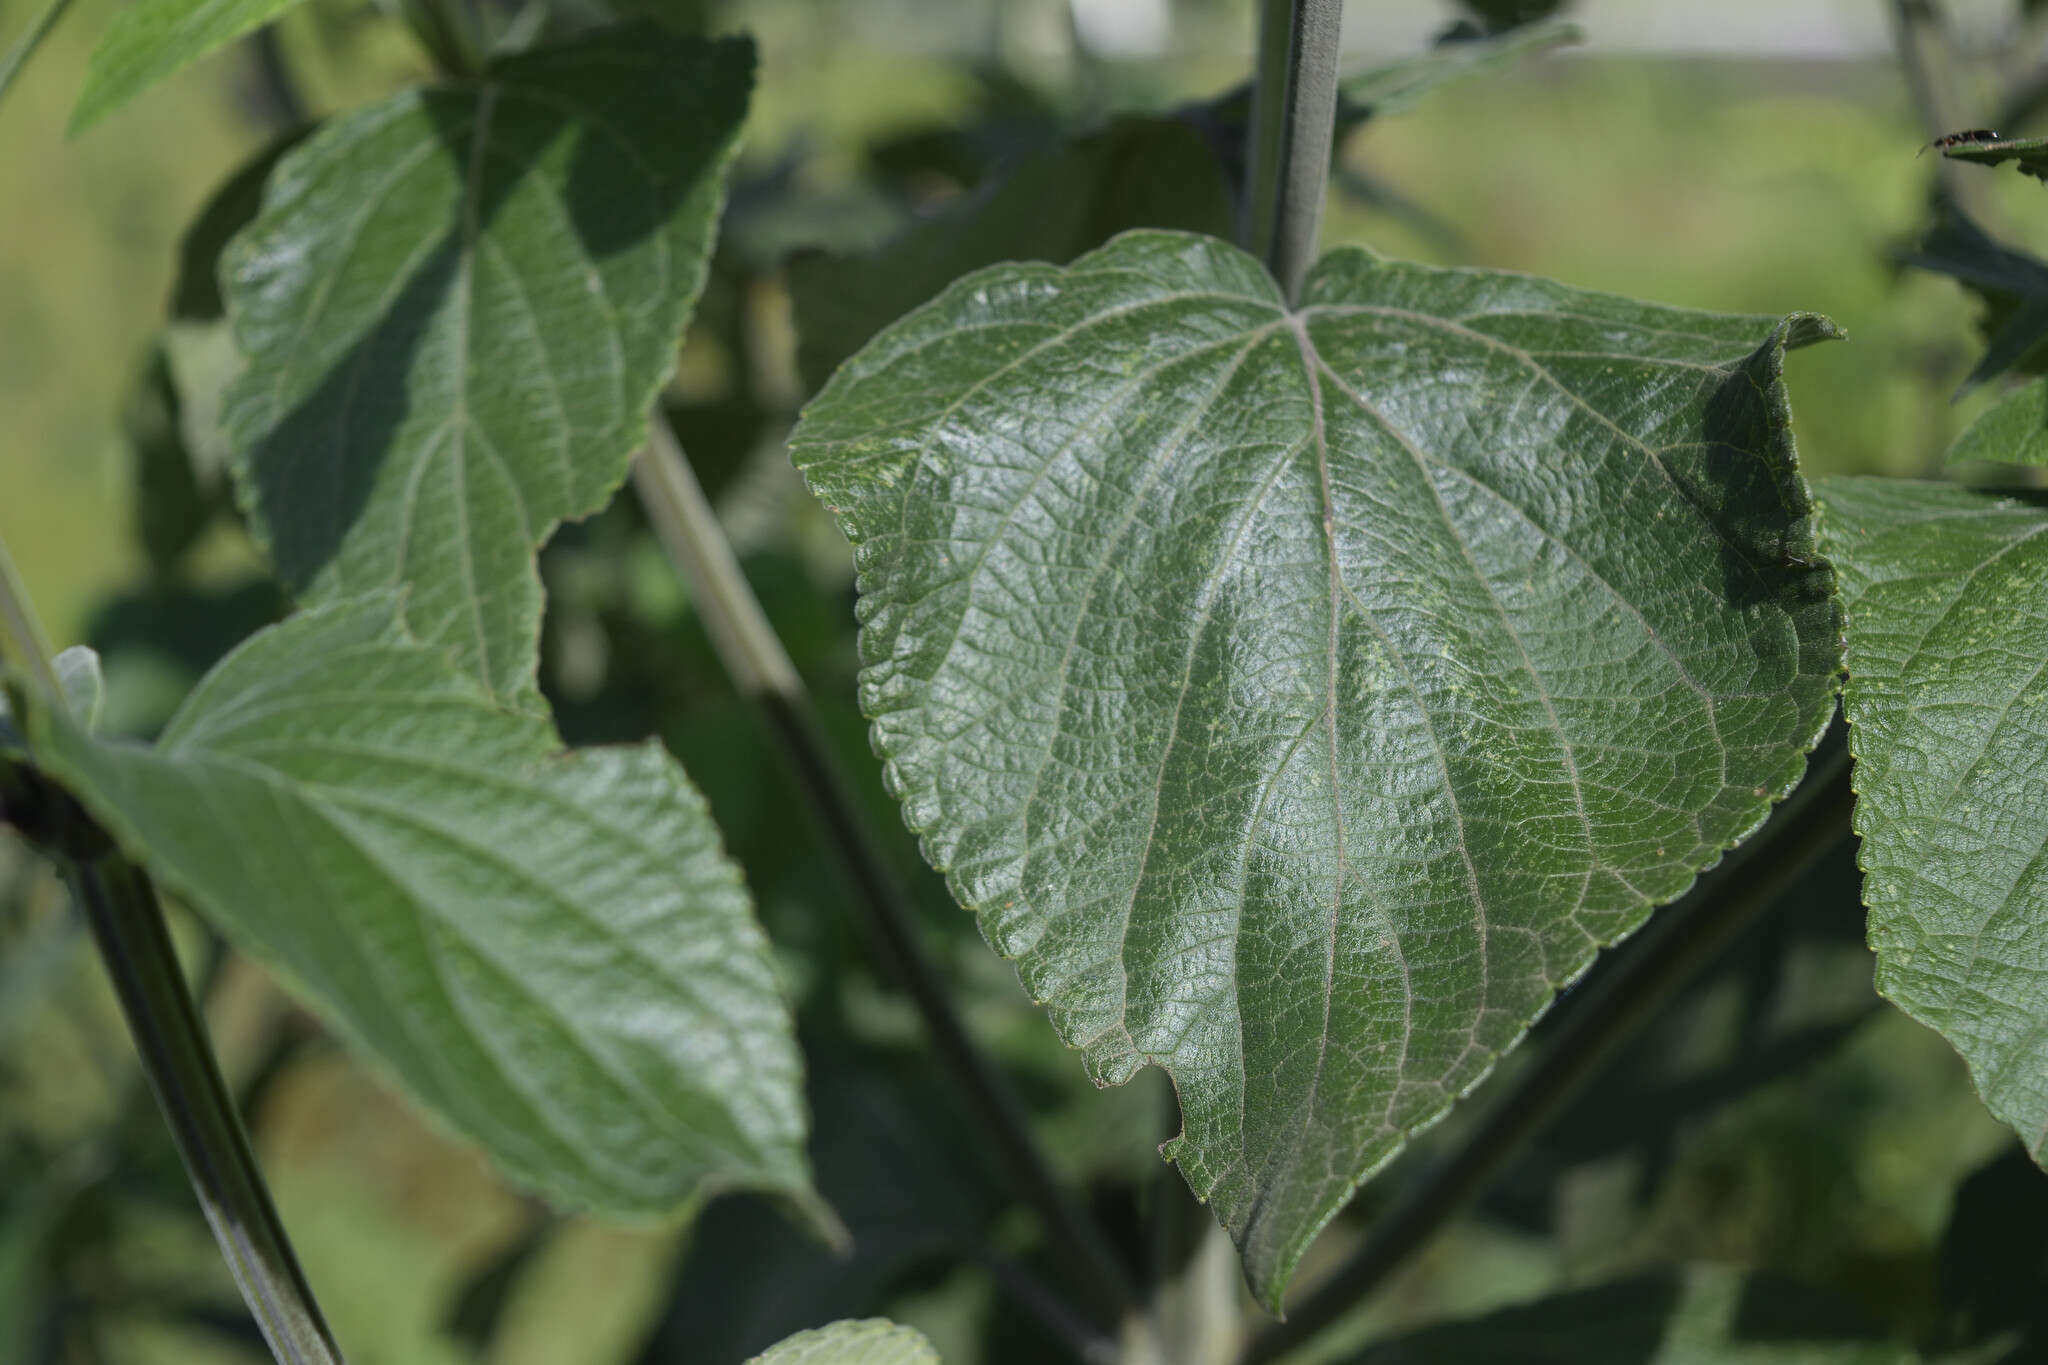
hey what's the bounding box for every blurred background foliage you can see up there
[4,0,2048,1361]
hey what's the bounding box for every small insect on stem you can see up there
[1921,128,2002,157]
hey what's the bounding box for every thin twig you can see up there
[1243,0,1345,301]
[1240,726,1856,1364]
[630,414,1138,1324]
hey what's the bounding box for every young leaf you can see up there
[1816,477,2048,1168]
[15,596,818,1221]
[70,0,307,134]
[790,230,1843,1307]
[747,1319,939,1365]
[221,27,751,709]
[1949,375,2048,467]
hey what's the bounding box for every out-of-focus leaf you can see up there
[70,0,312,133]
[1342,19,1579,119]
[1444,0,1570,40]
[1344,1266,1908,1363]
[787,117,1232,392]
[1816,477,2048,1167]
[222,27,751,708]
[124,346,218,577]
[1948,375,2048,467]
[1899,212,2048,393]
[792,230,1843,1305]
[746,1319,939,1365]
[52,647,102,731]
[18,595,821,1223]
[1935,1145,2048,1355]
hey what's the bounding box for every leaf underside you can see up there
[221,27,750,709]
[747,1319,940,1365]
[20,597,814,1218]
[1817,476,2048,1167]
[791,230,1843,1305]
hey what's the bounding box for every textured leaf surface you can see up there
[20,597,814,1216]
[70,0,305,132]
[1816,476,2048,1165]
[747,1319,939,1365]
[222,28,750,708]
[1345,1266,1909,1364]
[791,230,1842,1305]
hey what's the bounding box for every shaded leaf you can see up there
[70,0,309,133]
[1948,376,2048,468]
[171,125,310,323]
[791,230,1843,1305]
[747,1319,939,1365]
[788,117,1232,393]
[16,595,818,1220]
[1898,212,2048,394]
[1816,477,2048,1168]
[1936,1144,2048,1354]
[1345,1266,1908,1364]
[222,27,751,708]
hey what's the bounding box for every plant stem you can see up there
[0,0,73,113]
[1243,0,1344,301]
[1889,0,1968,204]
[1239,726,1855,1364]
[630,415,1138,1323]
[69,856,346,1365]
[0,534,343,1365]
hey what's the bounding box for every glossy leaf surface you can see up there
[1817,476,2048,1165]
[20,597,816,1218]
[792,230,1843,1303]
[222,28,750,707]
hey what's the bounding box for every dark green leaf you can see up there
[788,117,1233,393]
[1949,376,2048,467]
[1898,212,2048,394]
[1344,1267,1908,1364]
[17,595,819,1221]
[791,230,1843,1305]
[1936,1145,2048,1353]
[222,27,751,708]
[747,1319,939,1365]
[1816,476,2048,1168]
[70,0,309,133]
[172,125,310,323]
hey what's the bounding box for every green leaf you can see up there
[1343,1266,1910,1363]
[222,27,751,709]
[1340,18,1579,120]
[17,595,818,1220]
[746,1319,940,1365]
[69,0,308,134]
[1949,376,2048,467]
[790,230,1844,1306]
[788,116,1233,393]
[52,646,103,731]
[1816,476,2048,1168]
[1943,133,2048,183]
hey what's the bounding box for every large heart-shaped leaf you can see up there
[1816,476,2048,1165]
[17,597,816,1219]
[222,27,750,709]
[790,230,1842,1304]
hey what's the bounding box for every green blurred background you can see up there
[3,1,2044,1361]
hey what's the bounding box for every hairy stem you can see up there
[630,415,1138,1324]
[1240,724,1856,1364]
[1244,0,1344,301]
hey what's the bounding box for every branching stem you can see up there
[631,415,1138,1326]
[1244,0,1344,301]
[1240,726,1856,1364]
